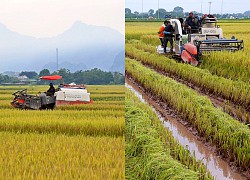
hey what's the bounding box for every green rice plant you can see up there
[126,58,250,169]
[126,101,199,179]
[126,89,212,179]
[126,43,250,111]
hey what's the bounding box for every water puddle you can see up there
[125,79,246,180]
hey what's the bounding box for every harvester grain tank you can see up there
[11,75,93,110]
[157,15,244,66]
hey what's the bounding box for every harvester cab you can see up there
[11,75,93,110]
[157,15,244,66]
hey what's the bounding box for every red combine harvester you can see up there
[11,75,93,110]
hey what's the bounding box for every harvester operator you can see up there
[46,83,55,96]
[185,12,198,33]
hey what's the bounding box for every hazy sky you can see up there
[126,0,249,15]
[0,0,124,38]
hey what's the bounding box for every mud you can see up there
[126,77,249,180]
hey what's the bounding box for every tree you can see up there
[148,9,154,16]
[0,74,19,83]
[184,12,189,17]
[57,68,73,84]
[113,72,125,84]
[39,69,50,77]
[79,68,116,85]
[38,69,51,85]
[172,6,184,17]
[38,68,124,85]
[19,71,38,79]
[139,12,149,18]
[155,8,167,19]
[134,11,139,18]
[244,10,250,16]
[125,8,131,14]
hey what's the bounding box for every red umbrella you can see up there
[39,75,62,80]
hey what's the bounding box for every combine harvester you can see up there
[157,15,244,66]
[11,75,93,110]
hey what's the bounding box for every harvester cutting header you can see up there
[11,75,93,110]
[157,13,243,66]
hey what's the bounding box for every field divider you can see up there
[126,58,250,169]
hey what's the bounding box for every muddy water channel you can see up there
[126,79,246,180]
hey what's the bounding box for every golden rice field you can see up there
[125,19,250,179]
[0,85,125,179]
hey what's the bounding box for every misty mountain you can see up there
[109,51,125,74]
[0,21,124,73]
[43,61,87,73]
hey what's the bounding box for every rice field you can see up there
[125,19,250,179]
[126,89,212,179]
[0,85,125,179]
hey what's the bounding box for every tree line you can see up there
[125,6,250,19]
[0,68,124,85]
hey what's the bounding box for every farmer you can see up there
[185,12,198,33]
[158,20,166,47]
[163,20,175,53]
[46,82,55,96]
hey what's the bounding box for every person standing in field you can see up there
[158,20,166,47]
[163,20,175,53]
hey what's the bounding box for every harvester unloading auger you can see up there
[11,75,93,110]
[157,16,244,66]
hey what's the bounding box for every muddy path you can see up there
[126,55,250,124]
[126,77,249,180]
